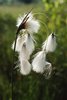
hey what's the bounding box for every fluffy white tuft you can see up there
[32,51,46,73]
[26,20,40,34]
[19,59,31,75]
[12,35,25,52]
[16,13,33,27]
[42,33,57,53]
[24,34,35,55]
[16,13,40,34]
[19,42,30,60]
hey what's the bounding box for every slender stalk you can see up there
[11,31,18,100]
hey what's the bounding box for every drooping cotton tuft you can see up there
[32,51,46,73]
[18,41,32,75]
[19,59,31,75]
[42,33,57,53]
[24,33,35,55]
[12,34,25,52]
[16,13,40,34]
[19,42,30,60]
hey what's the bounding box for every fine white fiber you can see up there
[19,59,31,75]
[32,51,46,73]
[42,33,57,53]
[12,34,25,52]
[19,42,30,60]
[24,33,35,55]
[16,13,40,34]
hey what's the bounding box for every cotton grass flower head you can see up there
[12,32,35,54]
[12,34,25,52]
[16,33,35,75]
[19,59,31,75]
[18,42,31,75]
[42,33,57,53]
[32,51,47,73]
[16,12,40,34]
[24,33,35,55]
[19,42,30,60]
[32,50,52,78]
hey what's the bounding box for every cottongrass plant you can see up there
[32,33,56,78]
[12,10,40,75]
[12,10,57,78]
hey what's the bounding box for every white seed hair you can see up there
[24,33,35,55]
[12,34,25,52]
[32,51,46,73]
[16,13,40,34]
[42,33,57,53]
[19,59,31,75]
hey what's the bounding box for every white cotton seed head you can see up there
[19,59,31,75]
[25,34,35,55]
[16,12,40,34]
[42,33,57,53]
[32,51,46,73]
[44,61,52,79]
[19,42,30,60]
[16,13,33,27]
[26,20,40,34]
[12,35,25,52]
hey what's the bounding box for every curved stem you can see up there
[11,31,18,100]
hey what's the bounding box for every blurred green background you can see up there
[0,0,67,100]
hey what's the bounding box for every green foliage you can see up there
[0,1,67,99]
